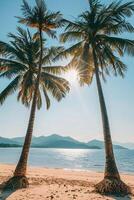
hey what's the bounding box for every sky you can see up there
[0,0,134,143]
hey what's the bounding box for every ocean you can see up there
[0,148,134,174]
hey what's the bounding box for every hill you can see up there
[0,135,129,149]
[0,137,18,145]
[87,139,127,149]
[12,134,100,149]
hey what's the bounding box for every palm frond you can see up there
[64,19,83,32]
[22,0,33,18]
[42,27,56,38]
[0,58,27,74]
[18,0,63,35]
[101,35,134,56]
[0,76,21,105]
[42,85,50,109]
[42,46,64,64]
[58,0,134,86]
[77,42,92,85]
[41,72,70,101]
[0,41,16,57]
[96,1,134,33]
[42,66,66,75]
[0,26,70,108]
[60,31,83,43]
[37,89,42,109]
[104,21,134,35]
[54,41,83,61]
[109,1,134,18]
[96,44,127,77]
[17,70,35,106]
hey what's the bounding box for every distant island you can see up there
[0,134,129,149]
[0,143,21,148]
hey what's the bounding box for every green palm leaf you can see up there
[59,0,134,85]
[0,75,21,105]
[100,35,134,56]
[0,27,70,108]
[42,66,66,75]
[42,86,51,109]
[17,0,63,37]
[41,72,70,101]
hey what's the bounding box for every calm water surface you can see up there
[0,148,134,174]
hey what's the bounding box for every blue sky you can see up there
[0,0,134,143]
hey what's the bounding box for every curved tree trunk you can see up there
[92,49,130,195]
[14,28,43,177]
[93,49,120,180]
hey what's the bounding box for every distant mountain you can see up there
[0,135,130,149]
[10,137,25,145]
[0,137,18,145]
[12,134,77,144]
[114,142,134,150]
[30,134,100,149]
[0,143,21,148]
[32,134,79,146]
[87,139,127,149]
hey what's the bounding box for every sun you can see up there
[64,69,78,85]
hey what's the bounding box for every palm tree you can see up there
[55,0,134,195]
[0,27,69,189]
[1,0,64,189]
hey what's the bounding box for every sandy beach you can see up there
[0,164,133,200]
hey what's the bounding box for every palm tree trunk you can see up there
[92,49,120,180]
[14,28,43,177]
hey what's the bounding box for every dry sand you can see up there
[0,164,134,200]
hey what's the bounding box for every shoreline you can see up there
[0,163,134,176]
[0,164,134,199]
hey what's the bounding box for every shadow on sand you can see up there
[108,195,132,200]
[0,188,17,200]
[0,180,17,200]
[0,175,29,200]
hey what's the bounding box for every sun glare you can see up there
[65,69,78,85]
